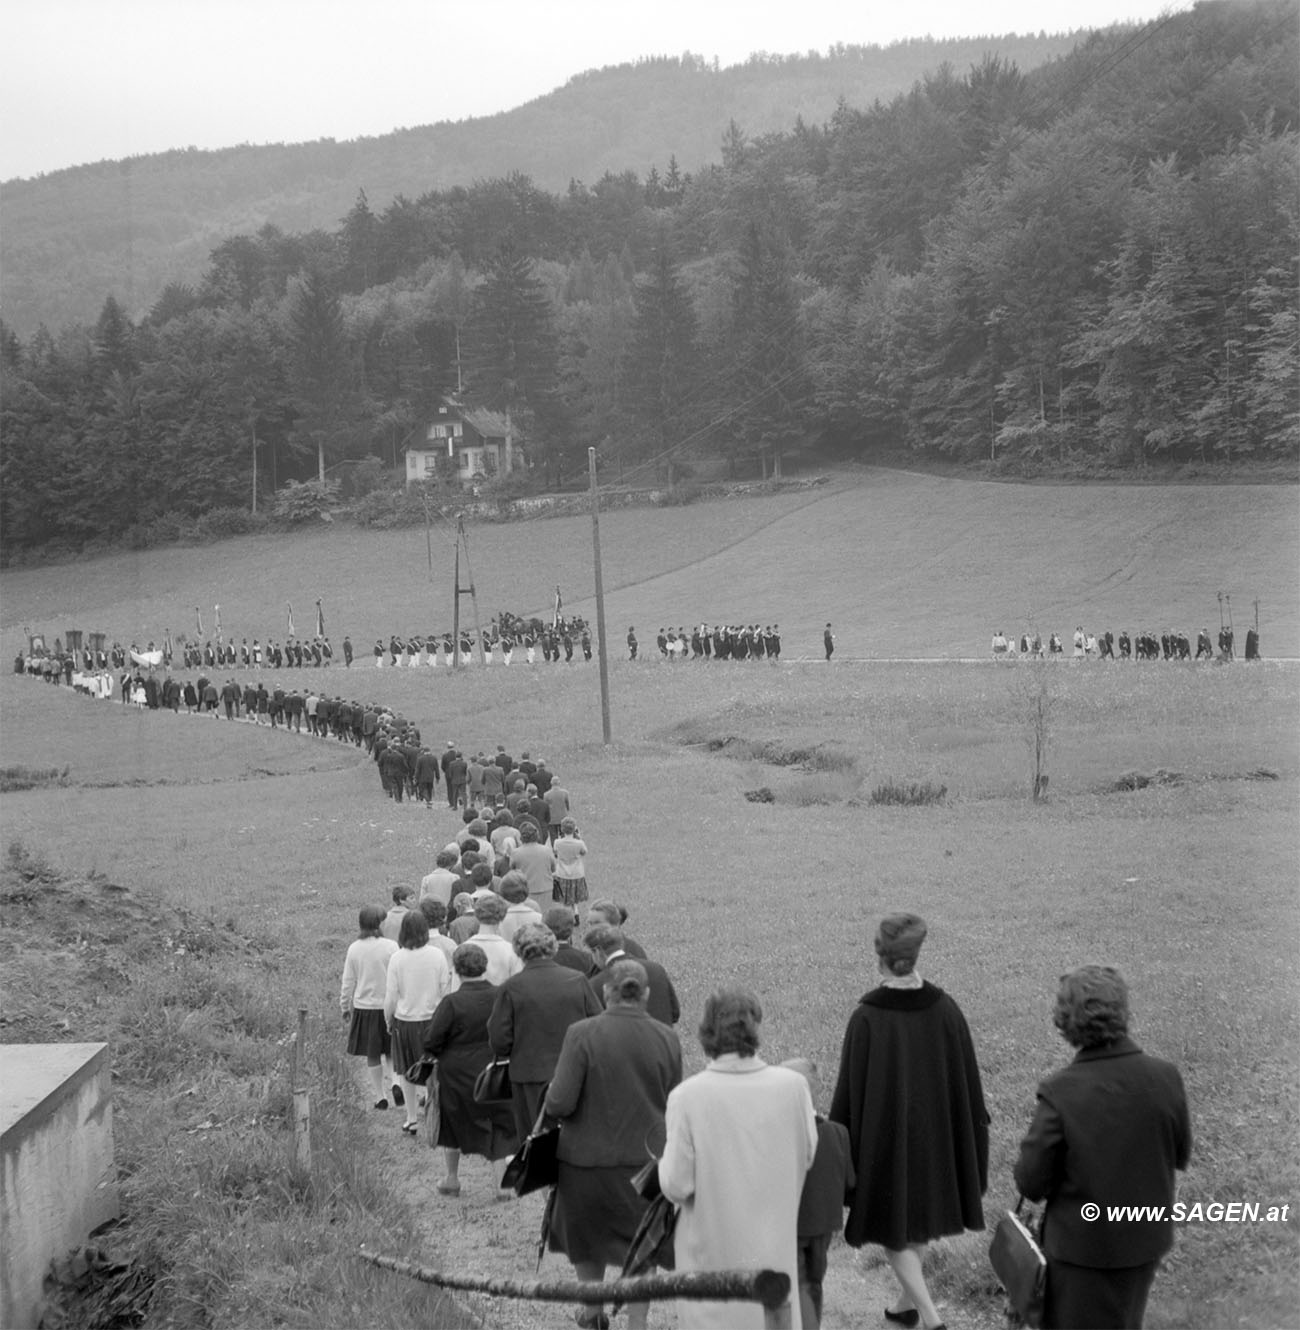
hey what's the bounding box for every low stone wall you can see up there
[460,474,832,522]
[1,1043,118,1330]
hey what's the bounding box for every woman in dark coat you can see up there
[830,914,988,1330]
[544,960,682,1330]
[1014,966,1191,1329]
[488,922,602,1140]
[423,943,519,1198]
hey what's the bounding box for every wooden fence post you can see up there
[291,1007,311,1176]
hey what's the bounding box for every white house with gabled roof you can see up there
[404,399,521,488]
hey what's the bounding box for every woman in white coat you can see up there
[659,987,817,1330]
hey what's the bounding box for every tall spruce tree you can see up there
[286,268,355,483]
[624,236,698,481]
[463,245,560,477]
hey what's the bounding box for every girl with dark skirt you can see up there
[340,905,399,1109]
[384,910,452,1135]
[544,960,683,1330]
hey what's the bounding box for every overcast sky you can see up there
[1,0,1185,181]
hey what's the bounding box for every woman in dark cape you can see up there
[830,914,988,1330]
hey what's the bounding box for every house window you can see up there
[458,451,470,469]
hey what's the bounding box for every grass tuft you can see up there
[869,779,948,806]
[0,764,69,792]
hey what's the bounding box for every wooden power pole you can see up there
[452,514,486,668]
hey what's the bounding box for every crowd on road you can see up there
[991,624,1260,661]
[343,852,1193,1330]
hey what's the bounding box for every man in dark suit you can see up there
[1015,965,1190,1329]
[584,924,680,1027]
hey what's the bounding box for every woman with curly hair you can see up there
[488,922,601,1139]
[1014,966,1191,1329]
[659,987,817,1329]
[424,943,520,1197]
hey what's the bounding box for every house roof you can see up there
[460,406,513,439]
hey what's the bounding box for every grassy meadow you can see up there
[2,471,1298,1329]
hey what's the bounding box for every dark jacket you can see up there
[488,958,601,1082]
[593,951,681,1027]
[1014,1037,1191,1268]
[544,1006,682,1166]
[799,1117,856,1240]
[830,982,989,1248]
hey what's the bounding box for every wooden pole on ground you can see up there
[291,1007,311,1176]
[358,1248,791,1321]
[589,447,612,746]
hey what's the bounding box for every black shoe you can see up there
[390,1083,404,1106]
[884,1311,919,1328]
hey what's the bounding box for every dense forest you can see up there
[0,35,1085,335]
[1,1,1296,559]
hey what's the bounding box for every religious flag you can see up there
[316,598,325,639]
[164,629,174,661]
[195,607,203,637]
[287,602,295,636]
[553,585,562,627]
[214,604,222,642]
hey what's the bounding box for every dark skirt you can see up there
[437,1064,519,1160]
[552,875,588,908]
[391,1017,432,1077]
[548,1161,649,1266]
[1045,1257,1159,1330]
[346,1007,390,1060]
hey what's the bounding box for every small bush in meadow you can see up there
[869,779,948,806]
[194,506,263,542]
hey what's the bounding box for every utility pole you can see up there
[458,515,487,666]
[589,447,612,745]
[452,540,462,669]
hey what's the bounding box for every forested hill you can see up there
[0,34,1085,334]
[1,1,1296,561]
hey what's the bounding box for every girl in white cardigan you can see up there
[340,905,398,1109]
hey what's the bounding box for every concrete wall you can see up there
[1,1043,118,1330]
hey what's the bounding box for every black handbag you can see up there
[989,1195,1047,1328]
[472,1057,512,1104]
[406,1056,436,1087]
[500,1106,560,1196]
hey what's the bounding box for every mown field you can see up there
[2,472,1297,1329]
[2,471,1297,662]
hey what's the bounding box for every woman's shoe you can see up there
[574,1311,610,1330]
[390,1083,405,1106]
[401,1121,419,1136]
[374,1099,388,1110]
[884,1310,919,1328]
[436,1179,461,1196]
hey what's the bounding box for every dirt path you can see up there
[361,1080,909,1330]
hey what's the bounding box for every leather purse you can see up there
[500,1105,560,1196]
[989,1195,1047,1328]
[405,1056,436,1087]
[472,1056,512,1104]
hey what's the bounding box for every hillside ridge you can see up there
[0,34,1085,333]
